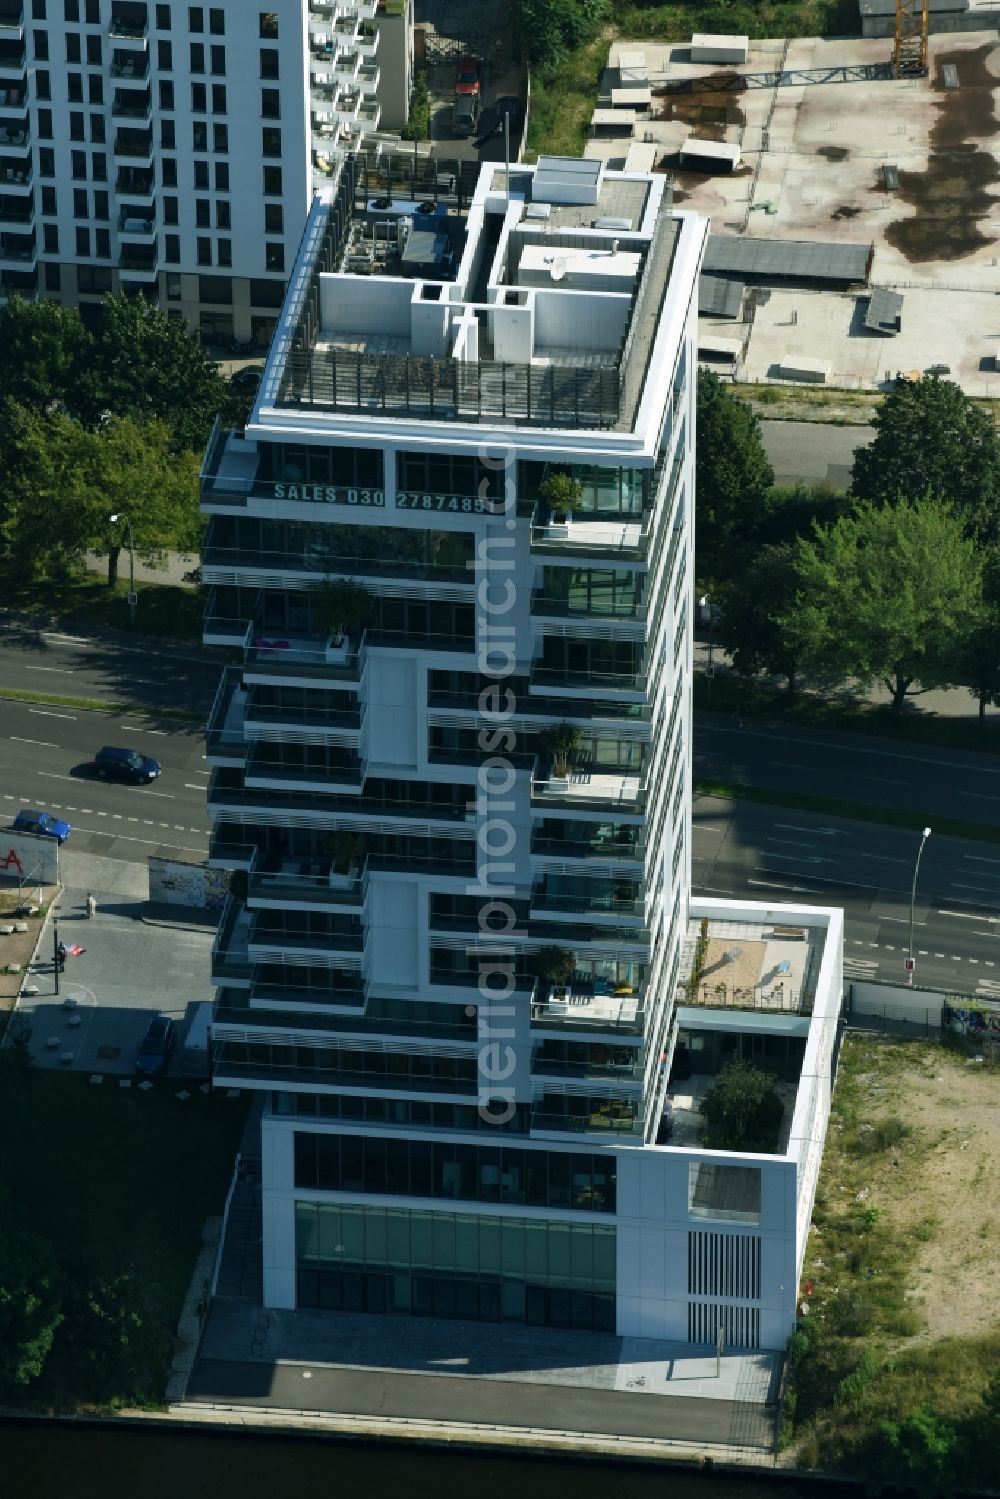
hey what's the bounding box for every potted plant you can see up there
[538,470,584,537]
[532,946,575,1004]
[538,722,582,791]
[325,829,361,889]
[312,578,372,661]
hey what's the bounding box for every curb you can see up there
[140,906,219,936]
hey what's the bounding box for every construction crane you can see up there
[893,0,929,78]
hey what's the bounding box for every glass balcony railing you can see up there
[531,833,645,861]
[244,749,363,791]
[531,773,645,811]
[531,1095,642,1137]
[110,53,148,78]
[531,882,645,919]
[108,17,148,40]
[112,91,151,118]
[214,988,477,1043]
[531,664,646,693]
[116,168,154,194]
[530,1049,643,1084]
[117,208,154,233]
[113,130,153,158]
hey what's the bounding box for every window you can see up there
[41,185,56,214]
[159,79,173,109]
[259,11,277,38]
[188,5,203,31]
[211,83,225,113]
[217,237,231,267]
[157,39,172,68]
[194,159,208,189]
[64,0,78,18]
[31,0,45,16]
[163,195,177,224]
[191,81,206,111]
[261,127,280,158]
[75,226,90,256]
[166,271,181,298]
[88,74,102,104]
[160,119,175,149]
[155,3,170,26]
[214,161,228,191]
[78,265,111,294]
[264,202,282,234]
[68,73,83,102]
[190,41,204,72]
[93,188,108,220]
[212,121,226,151]
[33,29,49,60]
[35,68,50,99]
[66,32,80,63]
[86,34,101,65]
[197,236,211,266]
[39,145,55,174]
[37,110,53,141]
[161,157,177,186]
[262,164,281,196]
[84,0,97,20]
[90,112,104,142]
[71,149,86,179]
[259,48,278,79]
[215,199,229,229]
[44,262,61,291]
[265,242,284,273]
[73,187,88,218]
[43,222,59,253]
[193,121,208,151]
[261,88,279,119]
[210,43,224,74]
[95,226,109,257]
[91,150,106,179]
[194,198,209,227]
[69,111,85,141]
[209,6,223,33]
[165,233,180,264]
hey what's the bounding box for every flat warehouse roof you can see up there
[704,235,872,284]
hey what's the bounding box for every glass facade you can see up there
[293,1132,617,1211]
[295,1201,616,1329]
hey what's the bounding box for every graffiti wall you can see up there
[148,857,228,910]
[0,832,60,887]
[943,998,1000,1050]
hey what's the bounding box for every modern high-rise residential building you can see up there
[0,0,399,342]
[201,153,843,1349]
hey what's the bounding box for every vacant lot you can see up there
[785,1032,1000,1474]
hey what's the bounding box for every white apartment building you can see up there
[200,154,843,1348]
[0,0,398,343]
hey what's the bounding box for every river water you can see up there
[2,1422,858,1499]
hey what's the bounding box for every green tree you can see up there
[93,416,201,586]
[0,1204,63,1395]
[700,1057,784,1152]
[0,295,94,415]
[43,1271,172,1406]
[777,495,983,712]
[0,403,100,579]
[92,294,226,452]
[512,0,607,69]
[851,376,1000,547]
[695,368,774,581]
[718,541,802,692]
[871,1408,961,1497]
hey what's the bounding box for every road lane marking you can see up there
[938,910,1000,923]
[29,707,76,718]
[856,851,909,864]
[136,789,176,799]
[29,665,76,674]
[37,771,77,783]
[774,823,839,836]
[866,775,908,785]
[963,854,1000,865]
[957,790,1000,801]
[10,735,57,748]
[184,783,208,790]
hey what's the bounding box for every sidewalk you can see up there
[83,550,200,588]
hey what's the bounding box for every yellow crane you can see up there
[893,0,929,78]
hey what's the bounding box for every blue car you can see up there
[13,808,71,843]
[136,1015,176,1077]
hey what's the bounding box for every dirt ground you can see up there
[0,880,56,1015]
[836,1037,1000,1344]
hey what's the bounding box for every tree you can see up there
[871,1408,961,1497]
[0,296,94,416]
[777,495,983,712]
[538,722,583,777]
[717,541,802,693]
[91,417,201,586]
[851,377,1000,548]
[92,294,227,453]
[511,0,607,69]
[43,1270,172,1407]
[538,470,585,518]
[700,1057,784,1152]
[311,578,372,643]
[695,368,774,581]
[0,1205,63,1395]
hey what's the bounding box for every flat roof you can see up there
[680,138,741,167]
[865,286,904,333]
[691,32,750,46]
[699,273,744,318]
[704,234,872,284]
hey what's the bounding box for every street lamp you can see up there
[906,826,932,986]
[109,511,137,626]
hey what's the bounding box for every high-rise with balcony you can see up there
[201,154,843,1350]
[0,0,392,343]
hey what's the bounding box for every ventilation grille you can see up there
[688,1231,761,1300]
[687,1301,760,1351]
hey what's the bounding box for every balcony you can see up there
[242,635,363,688]
[211,896,252,984]
[530,508,651,560]
[113,128,153,159]
[0,195,31,224]
[0,80,25,108]
[0,230,33,263]
[205,666,246,766]
[112,90,151,119]
[356,22,378,58]
[531,772,645,813]
[110,52,148,79]
[244,691,364,742]
[530,588,645,623]
[0,41,24,72]
[108,16,148,43]
[532,830,645,862]
[118,247,157,277]
[0,7,23,35]
[248,860,365,911]
[206,838,257,871]
[203,593,252,649]
[531,1092,642,1138]
[244,745,363,794]
[214,988,477,1043]
[117,207,154,235]
[210,1035,479,1097]
[530,1044,643,1085]
[530,881,645,928]
[530,663,646,697]
[247,912,366,967]
[0,158,30,186]
[116,167,154,196]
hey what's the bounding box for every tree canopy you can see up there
[0,295,95,416]
[511,0,607,69]
[851,377,1000,547]
[776,495,983,711]
[700,1057,784,1153]
[695,368,774,580]
[0,1203,64,1395]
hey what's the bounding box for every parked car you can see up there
[94,745,162,783]
[495,95,524,130]
[454,54,481,97]
[926,363,951,376]
[453,93,480,138]
[12,808,71,843]
[136,1015,176,1077]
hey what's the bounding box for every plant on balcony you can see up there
[538,722,582,779]
[699,1057,784,1153]
[684,916,710,999]
[325,829,361,876]
[227,869,249,902]
[538,469,584,523]
[532,946,575,986]
[312,578,372,645]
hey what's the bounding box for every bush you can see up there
[400,70,429,140]
[699,1057,784,1152]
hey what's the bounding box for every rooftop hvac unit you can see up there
[524,202,551,220]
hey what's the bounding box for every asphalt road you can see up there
[694,715,1000,826]
[692,793,1000,1000]
[760,418,872,488]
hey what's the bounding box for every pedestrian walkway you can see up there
[83,549,199,588]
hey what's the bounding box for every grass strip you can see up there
[0,687,203,723]
[695,777,1000,846]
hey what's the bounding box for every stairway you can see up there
[215,1153,263,1302]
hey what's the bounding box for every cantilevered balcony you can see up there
[213,987,477,1044]
[529,976,645,1036]
[205,666,247,767]
[530,1040,644,1086]
[531,771,645,814]
[118,245,157,277]
[113,127,153,160]
[0,4,23,38]
[203,588,253,649]
[211,1032,479,1096]
[108,10,148,44]
[211,896,252,984]
[244,744,364,794]
[0,229,33,263]
[532,822,644,863]
[530,877,645,924]
[531,1091,642,1138]
[0,156,30,187]
[110,50,148,79]
[247,910,367,968]
[0,193,31,224]
[117,206,154,236]
[116,166,153,196]
[112,88,151,118]
[529,507,652,560]
[244,686,364,744]
[0,40,24,72]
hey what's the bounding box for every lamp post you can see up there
[109,511,137,626]
[906,826,932,985]
[52,899,61,996]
